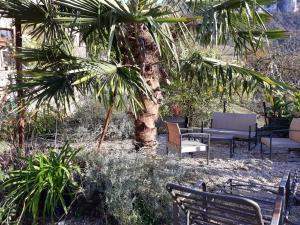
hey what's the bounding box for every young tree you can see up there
[0,0,291,154]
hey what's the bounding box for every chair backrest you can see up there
[166,122,181,152]
[166,183,264,225]
[289,118,300,142]
[212,112,257,131]
[164,116,189,128]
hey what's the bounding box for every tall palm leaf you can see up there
[181,52,295,97]
[8,46,152,114]
[0,0,72,49]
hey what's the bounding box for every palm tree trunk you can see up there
[15,19,26,152]
[125,24,165,154]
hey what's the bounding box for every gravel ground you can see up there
[65,135,300,224]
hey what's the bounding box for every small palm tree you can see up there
[0,0,291,153]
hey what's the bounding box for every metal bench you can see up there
[167,173,290,225]
[285,171,300,225]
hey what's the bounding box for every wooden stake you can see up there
[97,104,114,150]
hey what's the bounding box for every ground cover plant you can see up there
[69,148,211,225]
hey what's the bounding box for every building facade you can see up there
[0,18,13,90]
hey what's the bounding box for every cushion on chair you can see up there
[289,118,300,143]
[181,140,207,153]
[203,128,256,138]
[261,137,300,148]
[212,112,257,132]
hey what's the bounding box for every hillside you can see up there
[246,11,300,90]
[268,11,300,53]
[269,12,300,31]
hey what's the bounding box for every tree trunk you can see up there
[97,104,114,150]
[15,19,26,152]
[124,24,165,154]
[0,94,8,110]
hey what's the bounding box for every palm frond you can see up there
[180,52,295,97]
[7,46,152,114]
[187,0,287,57]
[0,0,72,50]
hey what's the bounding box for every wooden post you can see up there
[15,19,26,151]
[97,88,117,150]
[97,104,114,150]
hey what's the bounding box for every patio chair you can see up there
[202,112,257,151]
[260,118,300,159]
[156,116,189,134]
[166,122,210,164]
[285,171,300,225]
[166,173,290,225]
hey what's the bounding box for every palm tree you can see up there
[0,0,291,154]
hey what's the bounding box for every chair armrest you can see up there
[261,129,300,139]
[192,180,207,192]
[271,129,300,133]
[180,128,191,132]
[270,195,284,225]
[180,127,202,132]
[181,132,210,139]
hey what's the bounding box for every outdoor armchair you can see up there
[260,118,300,159]
[166,122,210,164]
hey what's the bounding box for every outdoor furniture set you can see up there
[166,112,258,163]
[166,171,300,225]
[166,112,300,163]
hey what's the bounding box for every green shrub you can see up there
[26,108,64,138]
[80,150,197,225]
[160,79,228,126]
[67,98,134,141]
[0,144,81,225]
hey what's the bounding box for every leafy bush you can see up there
[160,79,228,127]
[0,99,18,144]
[26,108,64,138]
[0,144,81,225]
[80,150,198,225]
[67,98,134,141]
